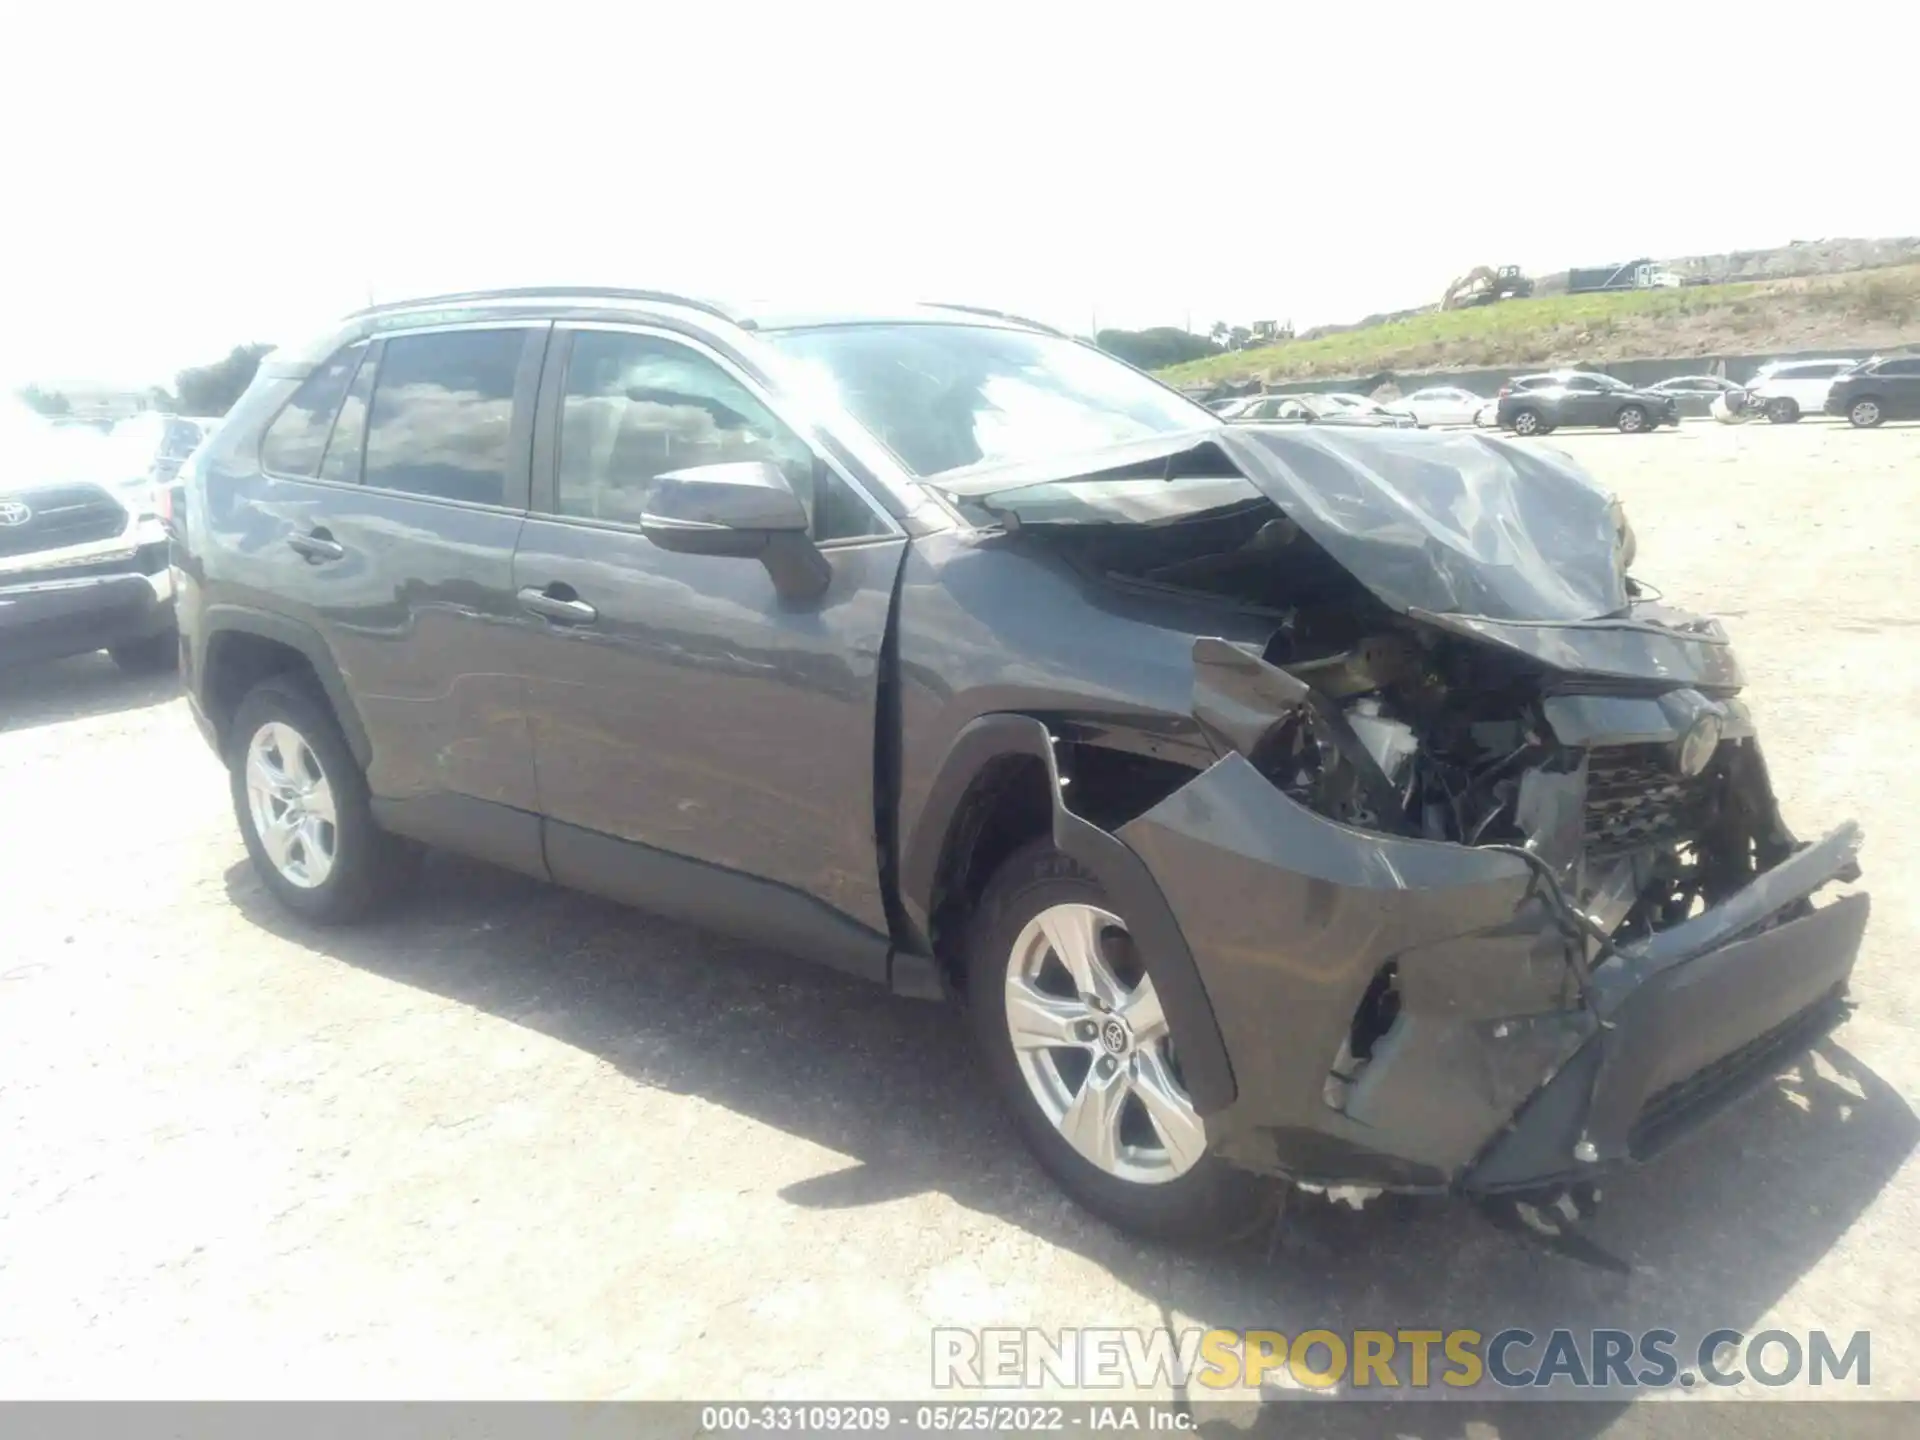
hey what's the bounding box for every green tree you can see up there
[18,384,72,416]
[174,343,275,416]
[1095,326,1219,370]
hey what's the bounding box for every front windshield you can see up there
[761,323,1215,478]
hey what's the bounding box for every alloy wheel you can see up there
[1513,411,1539,435]
[1618,407,1644,433]
[244,721,339,888]
[1852,400,1881,428]
[1004,902,1206,1184]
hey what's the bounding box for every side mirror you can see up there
[641,460,810,555]
[640,460,830,601]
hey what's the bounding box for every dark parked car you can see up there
[1220,393,1416,427]
[1496,371,1681,435]
[1644,374,1744,419]
[175,289,1868,1242]
[0,401,179,673]
[1825,354,1920,427]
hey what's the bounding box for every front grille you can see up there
[1583,743,1718,857]
[1628,988,1847,1159]
[0,485,128,559]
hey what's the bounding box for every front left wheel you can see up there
[1615,404,1649,434]
[964,839,1275,1244]
[228,676,417,924]
[1849,398,1885,428]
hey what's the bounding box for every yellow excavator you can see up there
[1442,265,1534,310]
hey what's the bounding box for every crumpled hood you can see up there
[1214,425,1629,622]
[937,423,1632,624]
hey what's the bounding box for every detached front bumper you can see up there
[1114,754,1867,1195]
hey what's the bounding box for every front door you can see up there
[511,324,907,978]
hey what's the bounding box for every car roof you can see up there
[343,287,1063,336]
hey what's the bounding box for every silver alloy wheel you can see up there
[1004,902,1206,1184]
[1618,407,1644,432]
[1513,411,1539,435]
[244,721,339,888]
[1852,400,1881,427]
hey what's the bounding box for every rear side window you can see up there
[1874,358,1920,376]
[318,345,378,485]
[363,329,524,506]
[261,343,366,477]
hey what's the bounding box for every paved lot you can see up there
[4,418,1919,1416]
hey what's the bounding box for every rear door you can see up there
[235,321,549,872]
[1869,357,1920,417]
[510,323,909,975]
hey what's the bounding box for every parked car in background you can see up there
[1222,393,1416,427]
[1825,354,1920,428]
[101,413,222,487]
[1495,371,1680,435]
[1744,358,1859,424]
[1644,375,1744,418]
[174,287,1868,1243]
[1321,392,1416,423]
[1397,386,1487,428]
[0,401,178,673]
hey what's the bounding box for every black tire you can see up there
[1509,408,1544,437]
[228,675,418,925]
[963,839,1276,1245]
[1848,397,1886,429]
[1765,397,1800,424]
[107,631,178,675]
[1615,405,1649,434]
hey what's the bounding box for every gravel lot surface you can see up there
[4,418,1917,1420]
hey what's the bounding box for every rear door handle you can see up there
[518,585,598,625]
[287,529,346,562]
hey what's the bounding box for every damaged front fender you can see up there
[1117,751,1594,1188]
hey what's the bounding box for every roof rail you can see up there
[922,302,1066,338]
[347,286,742,325]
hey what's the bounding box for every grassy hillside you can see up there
[1155,263,1920,386]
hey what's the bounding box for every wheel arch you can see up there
[902,714,1237,1113]
[198,606,370,767]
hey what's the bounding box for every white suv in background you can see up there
[1745,358,1859,423]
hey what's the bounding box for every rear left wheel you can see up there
[229,677,417,924]
[964,839,1275,1243]
[1765,397,1800,424]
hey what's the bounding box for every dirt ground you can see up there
[4,418,1919,1417]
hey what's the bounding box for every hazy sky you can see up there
[7,2,1913,389]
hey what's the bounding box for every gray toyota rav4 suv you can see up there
[176,288,1868,1242]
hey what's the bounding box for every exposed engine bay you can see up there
[1033,491,1802,955]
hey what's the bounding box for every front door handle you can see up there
[287,528,346,562]
[518,585,598,625]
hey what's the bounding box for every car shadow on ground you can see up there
[0,652,179,732]
[224,851,1914,1430]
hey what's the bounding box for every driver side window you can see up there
[555,330,887,542]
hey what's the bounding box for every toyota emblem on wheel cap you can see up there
[1099,1017,1130,1054]
[0,500,31,526]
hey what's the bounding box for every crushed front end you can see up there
[1118,620,1866,1195]
[946,423,1870,1197]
